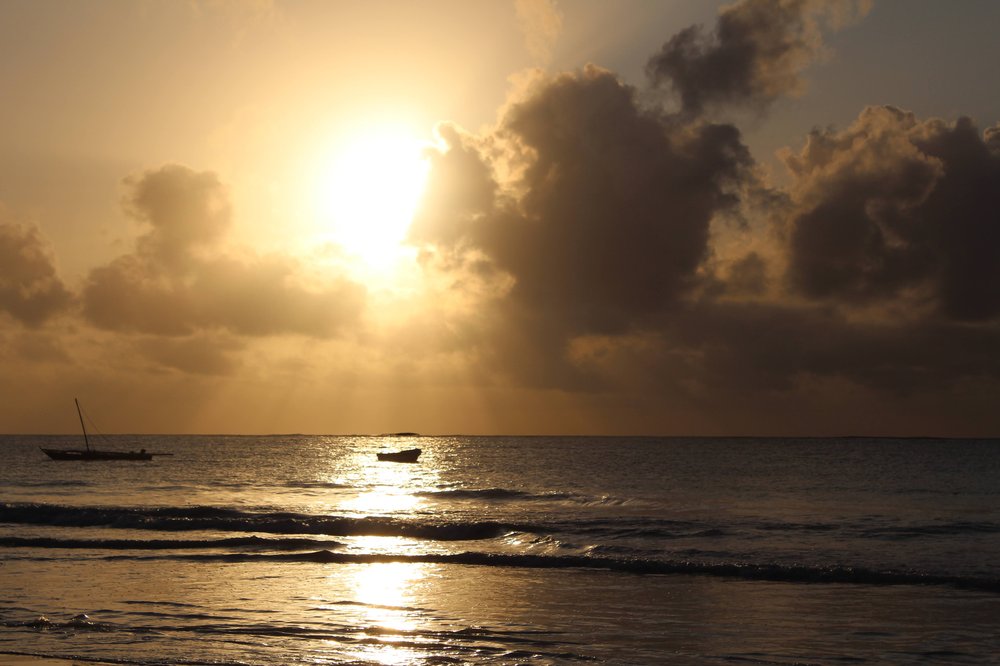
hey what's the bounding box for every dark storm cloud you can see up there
[499,68,751,331]
[646,0,867,115]
[0,222,73,326]
[556,302,1000,400]
[415,66,753,343]
[719,251,769,297]
[662,302,1000,394]
[408,0,1000,419]
[82,165,365,338]
[784,106,1000,321]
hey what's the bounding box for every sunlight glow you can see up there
[336,443,432,516]
[313,128,430,270]
[346,489,422,514]
[343,562,428,664]
[341,454,423,515]
[353,561,420,635]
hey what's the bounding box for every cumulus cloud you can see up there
[406,0,1000,415]
[124,165,231,268]
[0,221,73,326]
[416,66,752,339]
[410,123,498,252]
[82,165,365,338]
[411,65,756,388]
[646,0,870,116]
[783,107,1000,321]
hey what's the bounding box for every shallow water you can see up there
[2,435,999,664]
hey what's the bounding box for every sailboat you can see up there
[40,399,165,461]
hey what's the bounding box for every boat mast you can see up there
[74,398,91,452]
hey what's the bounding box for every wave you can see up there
[5,613,115,632]
[416,487,637,507]
[280,481,350,490]
[859,521,1000,538]
[88,549,1000,594]
[0,502,524,541]
[563,517,724,540]
[0,535,344,551]
[0,479,91,488]
[0,503,726,545]
[1,614,592,665]
[7,502,997,557]
[0,648,252,666]
[729,518,1000,539]
[416,487,578,502]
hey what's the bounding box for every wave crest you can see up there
[0,502,521,541]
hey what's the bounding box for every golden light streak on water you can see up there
[344,561,430,665]
[333,443,439,516]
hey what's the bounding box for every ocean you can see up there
[1,435,999,665]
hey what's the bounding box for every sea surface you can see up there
[1,435,999,665]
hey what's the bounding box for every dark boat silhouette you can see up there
[376,448,421,463]
[40,399,169,461]
[41,447,154,461]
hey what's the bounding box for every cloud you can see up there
[783,107,1000,321]
[135,333,244,376]
[8,0,996,434]
[515,0,563,66]
[123,164,231,268]
[418,66,752,331]
[0,221,73,326]
[410,123,498,252]
[406,1,1000,420]
[660,302,1000,394]
[558,299,1000,435]
[646,0,870,116]
[9,331,73,364]
[82,164,366,338]
[411,65,755,387]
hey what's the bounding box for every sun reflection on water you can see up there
[345,488,422,514]
[343,560,430,665]
[321,442,442,663]
[333,443,438,517]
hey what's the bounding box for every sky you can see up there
[2,0,999,436]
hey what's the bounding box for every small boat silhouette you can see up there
[376,448,421,463]
[40,399,171,461]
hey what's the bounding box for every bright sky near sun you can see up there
[303,124,431,273]
[1,1,999,436]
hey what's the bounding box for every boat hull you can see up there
[41,448,153,461]
[376,448,421,463]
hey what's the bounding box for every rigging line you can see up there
[81,406,112,444]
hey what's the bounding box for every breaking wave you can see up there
[73,549,1000,594]
[0,502,524,541]
[414,487,591,502]
[0,535,344,551]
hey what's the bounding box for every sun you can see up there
[313,128,430,270]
